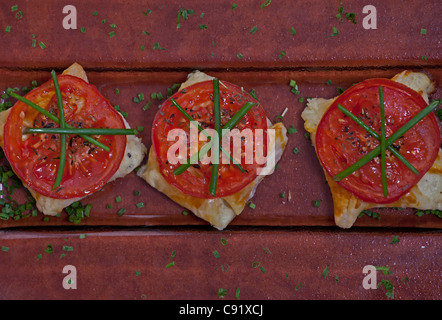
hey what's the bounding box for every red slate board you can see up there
[0,0,441,301]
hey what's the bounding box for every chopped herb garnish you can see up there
[287,125,297,134]
[153,42,165,50]
[322,264,329,278]
[278,50,286,60]
[5,26,11,33]
[390,236,400,244]
[290,27,296,35]
[250,26,258,34]
[333,99,440,182]
[420,28,427,35]
[217,288,227,299]
[313,199,322,207]
[329,26,339,37]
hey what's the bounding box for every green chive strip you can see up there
[26,128,137,135]
[337,104,418,175]
[170,97,246,174]
[379,86,388,197]
[173,101,255,175]
[333,99,441,182]
[51,71,66,190]
[5,89,110,152]
[209,78,221,196]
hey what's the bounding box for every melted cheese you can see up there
[0,63,147,216]
[138,71,288,229]
[301,71,442,228]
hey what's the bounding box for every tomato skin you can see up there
[152,80,268,198]
[316,78,440,204]
[3,75,126,199]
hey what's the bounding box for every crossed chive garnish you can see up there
[333,86,440,198]
[6,70,136,190]
[171,78,256,196]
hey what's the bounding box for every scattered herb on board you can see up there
[322,264,329,278]
[390,236,400,244]
[329,26,339,37]
[260,0,272,9]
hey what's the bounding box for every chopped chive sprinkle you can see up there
[250,26,258,34]
[420,28,427,35]
[237,53,243,59]
[217,288,227,298]
[153,42,165,50]
[261,0,272,9]
[232,3,238,10]
[249,202,256,209]
[330,26,339,37]
[115,195,122,203]
[165,261,175,269]
[5,26,11,33]
[108,31,116,37]
[92,11,98,16]
[80,27,86,33]
[136,202,144,208]
[287,125,297,134]
[117,208,126,215]
[322,265,329,278]
[39,42,46,49]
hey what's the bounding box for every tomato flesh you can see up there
[152,80,268,198]
[316,78,440,204]
[4,75,126,199]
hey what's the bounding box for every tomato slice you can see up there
[152,79,268,198]
[4,75,126,199]
[316,78,440,204]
